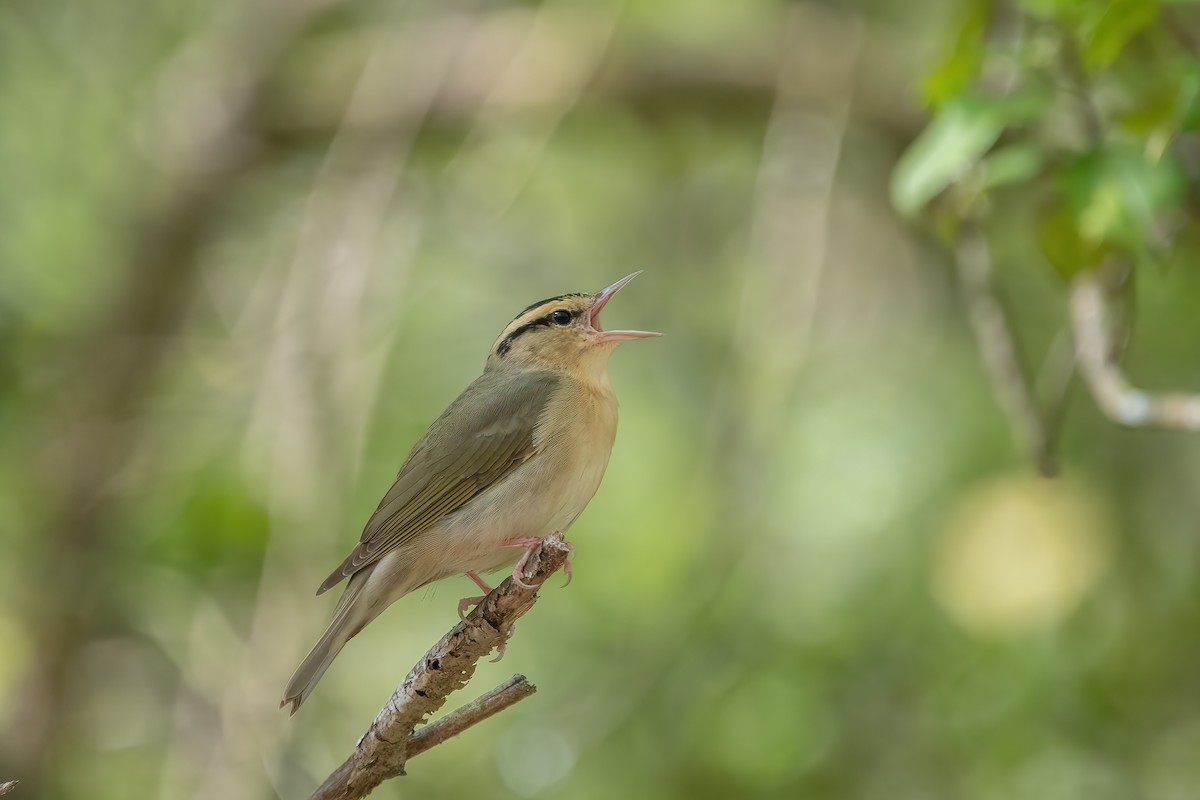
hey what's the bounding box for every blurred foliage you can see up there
[893,0,1200,277]
[1,1,1200,800]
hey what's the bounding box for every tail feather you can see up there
[281,574,371,715]
[281,631,344,715]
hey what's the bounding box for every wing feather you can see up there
[317,370,560,594]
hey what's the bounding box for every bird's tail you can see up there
[281,575,371,715]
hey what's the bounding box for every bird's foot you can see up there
[506,538,542,589]
[457,595,485,621]
[502,533,575,589]
[457,571,496,620]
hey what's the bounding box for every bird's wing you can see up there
[316,370,561,594]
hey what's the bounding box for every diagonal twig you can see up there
[406,674,537,760]
[308,533,572,800]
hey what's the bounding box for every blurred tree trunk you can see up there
[0,0,342,792]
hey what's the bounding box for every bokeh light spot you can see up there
[932,475,1112,639]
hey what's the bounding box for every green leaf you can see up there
[892,90,1050,216]
[979,144,1045,189]
[1036,205,1111,276]
[1018,0,1158,63]
[922,0,990,107]
[1016,0,1078,21]
[1060,144,1186,248]
[1080,0,1159,69]
[892,101,1003,217]
[1114,61,1200,135]
[1117,87,1182,135]
[1179,68,1200,131]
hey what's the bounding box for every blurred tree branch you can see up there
[1070,269,1200,430]
[308,533,570,800]
[0,781,16,796]
[895,0,1200,465]
[955,226,1062,476]
[260,6,913,142]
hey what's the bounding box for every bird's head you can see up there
[487,272,660,377]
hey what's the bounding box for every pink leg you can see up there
[457,572,497,620]
[467,571,494,593]
[502,533,575,589]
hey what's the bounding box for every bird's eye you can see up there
[550,309,572,326]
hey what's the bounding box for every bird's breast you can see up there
[422,375,619,577]
[531,376,619,529]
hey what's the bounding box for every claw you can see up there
[501,533,576,589]
[458,595,485,621]
[503,536,544,589]
[560,540,576,587]
[511,547,538,590]
[490,638,509,663]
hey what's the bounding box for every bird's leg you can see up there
[458,572,495,620]
[467,571,494,593]
[463,570,513,661]
[501,533,575,589]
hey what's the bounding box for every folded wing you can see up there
[317,370,561,594]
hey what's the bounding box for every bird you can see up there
[281,272,659,714]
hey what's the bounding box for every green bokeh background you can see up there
[3,0,1200,798]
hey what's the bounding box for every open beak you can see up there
[589,272,661,344]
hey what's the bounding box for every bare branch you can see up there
[1034,328,1078,449]
[956,227,1059,475]
[406,675,537,760]
[308,533,572,800]
[1070,271,1200,430]
[0,781,16,796]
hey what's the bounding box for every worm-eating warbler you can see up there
[282,272,659,713]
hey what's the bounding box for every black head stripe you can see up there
[495,292,591,357]
[496,316,554,356]
[512,294,585,322]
